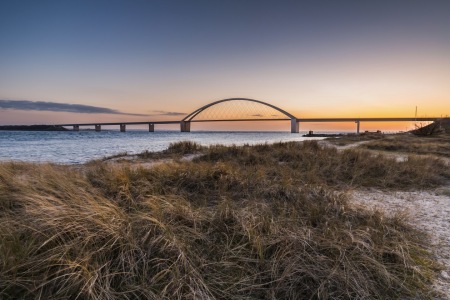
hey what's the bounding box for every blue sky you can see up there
[1,0,449,130]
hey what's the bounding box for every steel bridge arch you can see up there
[182,98,297,122]
[180,98,299,133]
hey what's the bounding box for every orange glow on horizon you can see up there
[0,105,443,133]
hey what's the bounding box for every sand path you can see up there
[351,188,450,298]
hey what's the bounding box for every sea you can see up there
[0,130,329,164]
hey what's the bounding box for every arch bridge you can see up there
[58,97,443,133]
[180,98,299,133]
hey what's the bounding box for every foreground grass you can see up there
[1,141,448,299]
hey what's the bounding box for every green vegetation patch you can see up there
[325,133,384,146]
[360,134,450,158]
[0,141,446,299]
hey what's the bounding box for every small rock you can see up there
[441,271,450,280]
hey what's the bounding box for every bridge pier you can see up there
[180,121,191,132]
[120,124,126,132]
[291,119,299,133]
[95,125,101,132]
[73,125,79,131]
[149,123,154,132]
[355,120,360,134]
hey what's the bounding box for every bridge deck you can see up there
[58,117,439,127]
[59,121,180,126]
[297,117,438,122]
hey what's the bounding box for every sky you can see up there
[1,0,449,131]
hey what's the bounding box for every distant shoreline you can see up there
[0,125,68,131]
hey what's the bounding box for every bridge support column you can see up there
[355,120,360,134]
[120,124,126,132]
[149,123,154,132]
[73,125,79,131]
[291,118,299,133]
[95,125,101,132]
[180,121,191,132]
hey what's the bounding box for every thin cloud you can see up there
[0,100,147,116]
[152,110,187,116]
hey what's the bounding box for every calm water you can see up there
[0,130,325,164]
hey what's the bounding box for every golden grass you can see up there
[0,141,447,299]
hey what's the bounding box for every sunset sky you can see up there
[1,0,449,131]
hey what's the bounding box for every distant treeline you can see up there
[0,125,68,131]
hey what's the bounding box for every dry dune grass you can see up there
[195,141,449,189]
[1,141,448,299]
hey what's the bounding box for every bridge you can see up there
[58,98,443,133]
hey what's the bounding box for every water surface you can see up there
[0,130,324,164]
